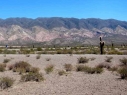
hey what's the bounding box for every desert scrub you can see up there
[36,54,41,59]
[0,64,6,72]
[58,70,66,76]
[108,66,118,72]
[46,58,51,61]
[3,58,10,63]
[10,61,31,73]
[30,67,40,73]
[84,66,103,74]
[118,67,127,79]
[76,65,87,72]
[78,57,89,64]
[21,72,44,82]
[45,64,54,74]
[90,57,96,61]
[119,57,127,66]
[105,56,113,63]
[64,64,73,71]
[96,63,111,69]
[94,67,103,74]
[26,54,30,57]
[0,77,14,89]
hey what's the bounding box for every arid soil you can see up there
[0,54,127,95]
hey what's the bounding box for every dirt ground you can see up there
[0,54,127,95]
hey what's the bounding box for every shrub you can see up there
[90,57,96,61]
[64,64,73,71]
[118,67,127,79]
[36,54,41,59]
[78,57,89,64]
[37,47,42,51]
[26,54,30,57]
[76,65,87,72]
[0,64,6,72]
[21,72,44,82]
[108,66,118,72]
[30,67,39,73]
[105,56,113,63]
[96,63,111,69]
[3,59,10,63]
[45,65,54,74]
[58,70,66,76]
[46,58,51,61]
[85,67,96,74]
[119,57,127,66]
[94,67,103,74]
[10,61,31,73]
[0,77,14,89]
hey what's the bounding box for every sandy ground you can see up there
[0,54,127,95]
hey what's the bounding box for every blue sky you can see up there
[0,0,127,21]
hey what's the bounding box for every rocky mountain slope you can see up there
[0,17,127,46]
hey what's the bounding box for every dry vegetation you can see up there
[0,46,127,94]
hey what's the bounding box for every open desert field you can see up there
[0,54,127,95]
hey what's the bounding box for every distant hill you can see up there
[0,17,127,46]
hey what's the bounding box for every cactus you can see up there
[100,37,104,54]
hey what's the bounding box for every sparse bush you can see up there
[118,67,127,79]
[96,63,111,69]
[94,67,103,74]
[26,54,30,57]
[30,67,39,73]
[58,70,66,76]
[10,61,31,73]
[21,72,44,82]
[119,57,127,66]
[105,56,113,63]
[46,58,51,61]
[0,64,6,72]
[0,77,14,89]
[3,59,10,63]
[37,47,42,51]
[76,65,86,72]
[36,54,41,59]
[45,65,54,74]
[78,57,89,64]
[109,66,118,72]
[64,64,73,71]
[90,57,96,61]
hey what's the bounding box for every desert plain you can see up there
[0,54,127,95]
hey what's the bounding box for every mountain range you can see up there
[0,17,127,46]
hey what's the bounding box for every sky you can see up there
[0,0,127,21]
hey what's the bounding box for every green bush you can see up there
[0,77,14,89]
[21,72,44,82]
[118,67,127,79]
[120,57,127,66]
[45,65,54,74]
[64,64,73,71]
[78,57,89,64]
